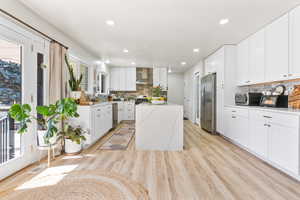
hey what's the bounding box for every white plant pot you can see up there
[65,139,82,154]
[37,130,57,147]
[70,91,81,99]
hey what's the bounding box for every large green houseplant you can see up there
[65,54,83,100]
[9,98,83,149]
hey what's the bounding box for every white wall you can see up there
[183,61,204,122]
[168,73,184,105]
[0,0,97,63]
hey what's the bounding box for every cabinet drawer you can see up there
[226,107,249,118]
[268,112,299,128]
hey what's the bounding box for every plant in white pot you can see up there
[62,124,86,154]
[65,54,83,100]
[9,103,59,146]
[151,85,165,105]
[9,98,80,149]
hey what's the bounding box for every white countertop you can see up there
[225,105,300,115]
[136,103,182,107]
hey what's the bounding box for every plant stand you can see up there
[37,143,60,167]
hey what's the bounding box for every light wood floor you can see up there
[1,121,300,200]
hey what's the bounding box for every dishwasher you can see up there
[112,102,118,129]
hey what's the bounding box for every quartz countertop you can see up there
[225,105,300,115]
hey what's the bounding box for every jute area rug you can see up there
[2,170,149,200]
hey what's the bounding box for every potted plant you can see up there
[9,98,80,148]
[65,54,83,100]
[151,85,165,104]
[62,124,86,154]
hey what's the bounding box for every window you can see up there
[79,64,89,91]
[0,38,22,164]
[69,56,89,92]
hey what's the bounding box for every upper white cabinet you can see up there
[204,56,217,75]
[249,29,265,84]
[110,67,136,91]
[125,67,137,91]
[265,14,289,82]
[289,7,300,79]
[236,39,249,86]
[153,68,168,90]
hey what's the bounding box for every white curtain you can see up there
[48,42,68,104]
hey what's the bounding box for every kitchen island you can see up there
[135,103,183,151]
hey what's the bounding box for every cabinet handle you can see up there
[283,75,287,78]
[263,115,272,119]
[232,116,236,118]
[232,111,236,113]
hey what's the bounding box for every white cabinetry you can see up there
[204,56,217,75]
[117,102,135,122]
[236,39,249,86]
[249,29,265,84]
[265,14,289,82]
[205,45,236,134]
[269,123,299,174]
[289,7,300,79]
[249,110,269,158]
[226,106,300,177]
[71,103,112,148]
[224,107,249,148]
[153,68,168,90]
[110,67,136,91]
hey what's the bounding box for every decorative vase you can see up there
[70,91,81,100]
[65,139,82,154]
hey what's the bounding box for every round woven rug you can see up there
[4,170,149,200]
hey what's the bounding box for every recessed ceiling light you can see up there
[168,68,172,73]
[181,62,186,66]
[106,20,115,26]
[219,18,229,25]
[193,48,200,53]
[123,49,129,53]
[105,59,110,64]
[131,62,136,65]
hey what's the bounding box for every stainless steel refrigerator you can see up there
[200,73,216,134]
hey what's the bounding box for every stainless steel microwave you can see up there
[235,93,262,106]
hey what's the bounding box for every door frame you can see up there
[193,72,201,125]
[0,16,50,180]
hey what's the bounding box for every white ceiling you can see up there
[18,0,300,72]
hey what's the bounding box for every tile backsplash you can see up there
[237,80,300,96]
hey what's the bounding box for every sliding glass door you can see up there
[0,38,22,165]
[0,18,47,179]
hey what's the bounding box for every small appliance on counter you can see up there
[135,96,149,105]
[235,92,262,106]
[260,85,288,108]
[260,95,288,108]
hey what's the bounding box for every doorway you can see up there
[194,72,201,125]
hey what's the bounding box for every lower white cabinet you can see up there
[117,101,135,122]
[225,106,300,177]
[71,103,112,148]
[224,107,249,148]
[249,112,268,158]
[268,122,299,175]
